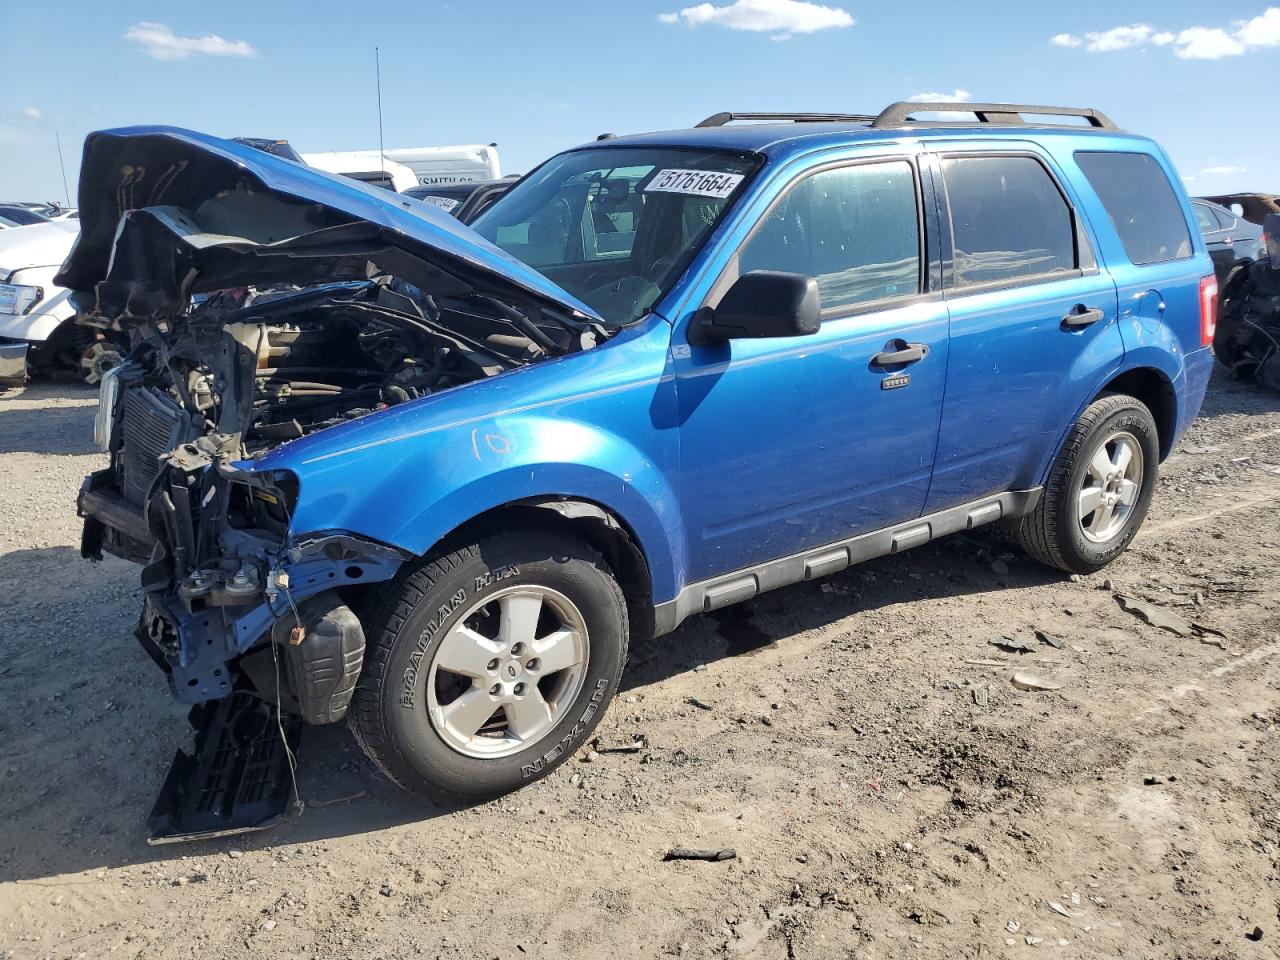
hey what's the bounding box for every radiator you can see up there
[120,387,187,506]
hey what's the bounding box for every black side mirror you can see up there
[696,270,822,342]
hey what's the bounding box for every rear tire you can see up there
[350,530,628,804]
[1016,394,1159,574]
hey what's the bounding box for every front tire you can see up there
[1016,394,1160,574]
[351,530,628,804]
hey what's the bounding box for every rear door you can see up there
[923,148,1122,512]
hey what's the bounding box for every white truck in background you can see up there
[0,220,122,386]
[301,152,420,192]
[302,144,501,192]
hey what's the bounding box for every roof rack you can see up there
[872,101,1118,131]
[696,112,877,128]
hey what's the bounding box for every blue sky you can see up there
[2,0,1276,203]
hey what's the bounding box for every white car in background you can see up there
[0,220,120,386]
[303,144,501,191]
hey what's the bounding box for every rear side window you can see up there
[1075,152,1193,265]
[738,160,921,311]
[1193,204,1217,233]
[940,156,1076,288]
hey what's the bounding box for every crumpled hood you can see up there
[0,220,79,276]
[55,126,602,325]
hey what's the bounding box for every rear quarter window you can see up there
[1075,151,1193,265]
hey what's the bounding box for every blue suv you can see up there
[68,102,1217,810]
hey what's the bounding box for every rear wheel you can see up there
[1016,394,1159,574]
[351,530,628,803]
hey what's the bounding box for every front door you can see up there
[673,157,949,584]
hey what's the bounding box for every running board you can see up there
[652,489,1040,636]
[147,691,302,845]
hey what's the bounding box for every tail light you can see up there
[1199,274,1218,347]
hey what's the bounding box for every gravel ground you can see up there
[1,369,1277,960]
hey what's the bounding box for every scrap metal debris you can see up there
[663,847,737,862]
[1011,671,1063,692]
[972,684,990,707]
[1035,630,1065,649]
[989,636,1036,654]
[591,736,648,754]
[1116,594,1194,636]
[1115,595,1231,648]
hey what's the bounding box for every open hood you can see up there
[55,126,602,326]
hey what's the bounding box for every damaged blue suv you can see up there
[67,102,1216,817]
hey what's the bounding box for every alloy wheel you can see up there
[426,585,590,758]
[1077,430,1144,544]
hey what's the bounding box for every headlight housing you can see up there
[0,283,42,316]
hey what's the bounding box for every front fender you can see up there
[254,315,685,602]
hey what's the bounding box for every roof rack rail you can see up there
[696,112,877,128]
[872,101,1119,131]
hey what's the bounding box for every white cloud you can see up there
[124,21,256,61]
[1085,24,1163,51]
[908,89,972,103]
[1239,6,1280,44]
[1175,26,1245,59]
[1181,175,1197,183]
[1052,6,1280,60]
[20,106,40,120]
[1203,165,1247,175]
[658,0,854,38]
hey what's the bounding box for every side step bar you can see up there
[652,489,1040,636]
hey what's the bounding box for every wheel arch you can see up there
[1094,365,1178,460]
[413,496,657,644]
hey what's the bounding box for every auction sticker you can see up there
[644,169,744,199]
[421,196,461,212]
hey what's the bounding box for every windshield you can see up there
[0,207,50,226]
[471,147,756,325]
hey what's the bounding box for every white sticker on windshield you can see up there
[644,169,744,199]
[421,195,461,212]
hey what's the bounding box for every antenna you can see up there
[55,131,71,208]
[375,46,386,179]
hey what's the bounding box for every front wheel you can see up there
[350,530,628,804]
[1016,394,1160,574]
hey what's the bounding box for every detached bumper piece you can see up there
[147,691,302,845]
[0,339,28,386]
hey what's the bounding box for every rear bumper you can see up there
[0,339,28,386]
[1176,346,1217,442]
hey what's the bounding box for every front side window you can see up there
[472,148,756,325]
[941,155,1076,288]
[1075,151,1193,265]
[738,160,921,312]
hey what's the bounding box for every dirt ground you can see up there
[1,368,1277,960]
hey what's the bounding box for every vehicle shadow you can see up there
[0,381,100,455]
[620,528,1063,693]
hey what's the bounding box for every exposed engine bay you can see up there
[82,277,595,564]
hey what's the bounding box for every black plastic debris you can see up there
[664,847,737,862]
[147,691,302,844]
